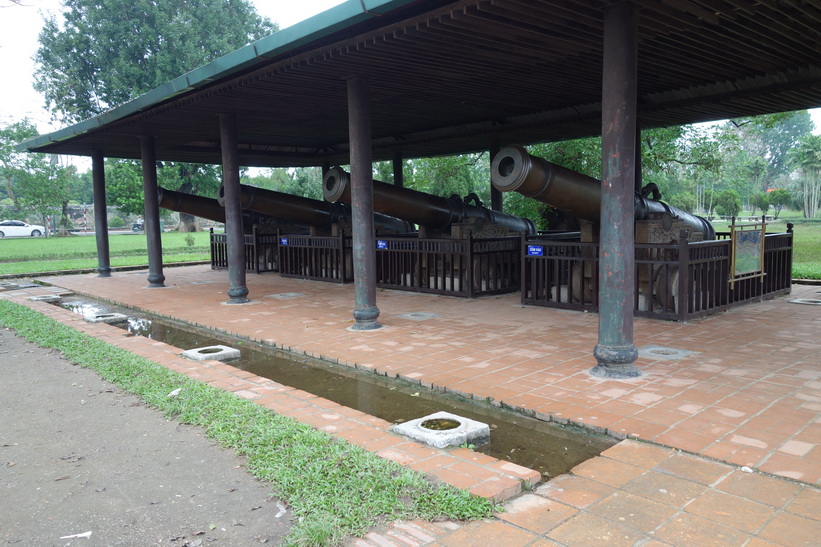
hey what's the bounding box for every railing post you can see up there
[677,232,689,321]
[467,233,475,298]
[210,227,215,269]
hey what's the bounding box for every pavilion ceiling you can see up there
[25,0,821,167]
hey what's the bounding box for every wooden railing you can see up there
[277,233,351,283]
[375,235,520,297]
[276,233,521,297]
[210,227,278,273]
[523,231,793,321]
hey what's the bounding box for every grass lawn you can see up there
[0,301,495,545]
[0,231,211,275]
[713,209,821,279]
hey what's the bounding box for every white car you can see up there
[0,220,45,238]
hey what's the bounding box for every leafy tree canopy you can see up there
[35,0,276,124]
[720,111,814,191]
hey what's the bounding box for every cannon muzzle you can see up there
[323,167,536,235]
[491,145,714,240]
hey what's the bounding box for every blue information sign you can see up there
[280,237,288,246]
[376,240,388,249]
[527,245,544,256]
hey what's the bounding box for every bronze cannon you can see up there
[217,183,413,234]
[490,144,714,241]
[322,167,537,236]
[158,187,230,224]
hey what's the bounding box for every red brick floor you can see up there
[3,266,820,545]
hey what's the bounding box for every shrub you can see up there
[108,216,125,228]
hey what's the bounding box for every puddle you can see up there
[58,298,615,479]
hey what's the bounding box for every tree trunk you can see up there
[58,201,71,235]
[175,175,199,231]
[5,175,22,211]
[178,212,199,232]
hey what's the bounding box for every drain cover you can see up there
[84,312,129,324]
[392,411,490,449]
[397,312,441,321]
[182,345,241,361]
[789,298,821,306]
[638,345,695,360]
[28,295,61,303]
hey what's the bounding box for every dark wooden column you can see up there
[392,149,404,187]
[347,75,381,330]
[635,125,643,193]
[591,1,640,378]
[140,136,165,288]
[91,150,111,277]
[219,113,250,304]
[490,140,503,211]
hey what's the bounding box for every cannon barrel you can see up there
[323,167,536,235]
[491,144,714,240]
[159,187,294,231]
[158,187,228,224]
[218,183,413,233]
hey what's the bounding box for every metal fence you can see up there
[522,230,793,321]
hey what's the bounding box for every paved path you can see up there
[2,268,820,545]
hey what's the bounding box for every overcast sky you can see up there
[0,0,344,133]
[1,0,818,137]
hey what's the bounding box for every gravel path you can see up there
[0,327,291,546]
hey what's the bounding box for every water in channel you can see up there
[60,298,615,480]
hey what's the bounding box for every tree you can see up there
[16,158,81,234]
[34,0,276,231]
[750,193,770,217]
[1,120,79,233]
[720,111,814,193]
[35,0,276,124]
[715,189,742,218]
[1,120,40,213]
[244,167,323,200]
[788,134,821,219]
[768,189,792,219]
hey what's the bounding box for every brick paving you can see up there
[3,265,820,545]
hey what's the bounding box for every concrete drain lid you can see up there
[397,312,441,321]
[28,295,61,303]
[391,411,490,449]
[265,292,305,299]
[182,345,241,362]
[789,298,821,306]
[84,312,129,324]
[638,345,695,360]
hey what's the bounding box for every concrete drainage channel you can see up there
[53,296,615,481]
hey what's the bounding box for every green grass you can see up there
[1,232,210,275]
[0,300,495,546]
[712,210,821,279]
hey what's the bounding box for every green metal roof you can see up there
[17,0,821,167]
[18,0,416,152]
